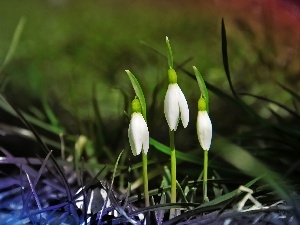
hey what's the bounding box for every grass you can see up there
[0,1,300,224]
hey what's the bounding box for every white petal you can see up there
[142,126,149,155]
[128,113,149,156]
[164,84,180,131]
[197,111,212,150]
[176,85,189,128]
[138,115,149,154]
[128,123,140,156]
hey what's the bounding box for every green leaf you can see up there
[0,17,26,74]
[276,81,300,101]
[125,70,147,120]
[221,18,237,98]
[166,36,174,68]
[213,135,292,203]
[202,174,264,208]
[106,150,137,224]
[240,92,300,119]
[150,138,200,165]
[193,66,209,112]
[42,99,64,133]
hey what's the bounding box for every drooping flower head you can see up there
[197,96,212,151]
[128,98,149,156]
[164,68,189,131]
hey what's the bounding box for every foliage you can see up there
[0,2,300,224]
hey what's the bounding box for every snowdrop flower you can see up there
[197,97,212,150]
[164,68,189,131]
[128,98,149,156]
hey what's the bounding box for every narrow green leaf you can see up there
[0,97,63,134]
[150,138,200,165]
[0,17,26,74]
[276,81,300,101]
[240,92,300,119]
[166,36,173,68]
[92,85,115,163]
[176,180,189,204]
[200,174,264,208]
[42,99,64,133]
[213,135,292,204]
[163,165,172,185]
[221,18,237,98]
[111,150,124,186]
[193,66,209,111]
[106,150,137,224]
[74,135,88,183]
[125,70,147,120]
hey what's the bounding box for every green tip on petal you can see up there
[198,97,206,111]
[168,68,177,84]
[131,98,142,113]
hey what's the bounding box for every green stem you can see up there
[203,150,209,202]
[169,129,176,218]
[142,152,149,207]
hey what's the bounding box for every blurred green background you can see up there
[0,0,299,181]
[1,0,298,119]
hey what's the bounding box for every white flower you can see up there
[164,83,189,131]
[128,112,149,156]
[197,110,212,150]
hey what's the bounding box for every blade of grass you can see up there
[213,135,292,204]
[22,150,53,214]
[240,92,300,119]
[0,95,77,218]
[42,98,64,133]
[0,98,63,134]
[100,150,138,224]
[150,138,200,165]
[176,180,189,204]
[276,81,300,101]
[0,17,26,74]
[25,171,42,210]
[92,85,114,163]
[221,18,237,99]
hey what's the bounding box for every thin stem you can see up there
[142,152,150,207]
[203,150,209,202]
[169,129,176,218]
